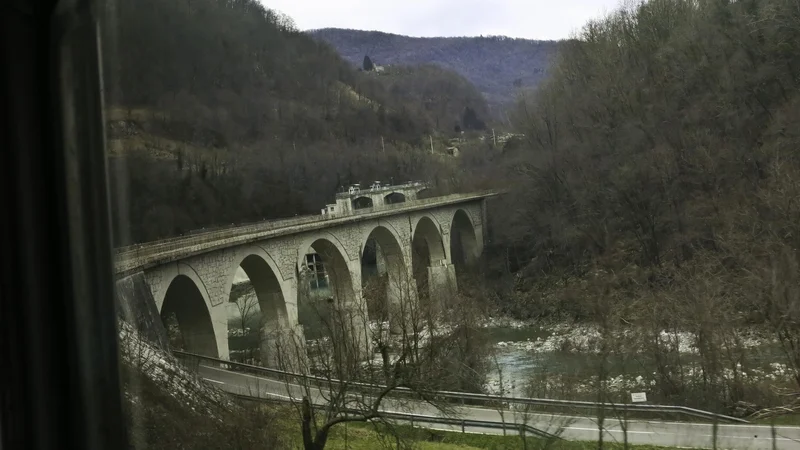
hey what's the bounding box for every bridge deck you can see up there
[114,191,497,275]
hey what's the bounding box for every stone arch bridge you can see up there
[114,191,496,366]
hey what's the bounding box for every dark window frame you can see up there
[1,0,127,449]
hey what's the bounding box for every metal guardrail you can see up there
[373,410,563,440]
[174,351,750,424]
[232,392,563,440]
[114,190,498,274]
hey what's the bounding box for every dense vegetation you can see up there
[480,0,800,414]
[106,0,800,432]
[119,333,680,450]
[101,0,488,244]
[365,64,491,131]
[310,28,558,116]
[122,359,679,450]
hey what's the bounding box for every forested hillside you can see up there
[310,28,558,115]
[101,0,486,244]
[369,64,490,131]
[476,0,800,411]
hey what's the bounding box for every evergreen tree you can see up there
[363,54,374,71]
[462,107,486,130]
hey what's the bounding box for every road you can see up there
[197,364,800,449]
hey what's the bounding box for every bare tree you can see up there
[229,281,261,363]
[510,380,571,450]
[269,245,494,450]
[490,352,511,435]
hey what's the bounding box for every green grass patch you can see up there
[319,422,683,450]
[268,403,686,449]
[753,414,800,426]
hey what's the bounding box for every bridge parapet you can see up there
[334,180,427,199]
[330,181,429,215]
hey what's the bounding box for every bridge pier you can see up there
[428,262,457,311]
[338,301,372,357]
[211,306,230,360]
[260,323,306,373]
[297,252,372,362]
[386,272,418,335]
[380,243,417,336]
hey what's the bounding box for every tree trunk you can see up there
[313,429,330,450]
[301,397,321,450]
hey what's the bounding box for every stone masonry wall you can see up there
[128,199,486,361]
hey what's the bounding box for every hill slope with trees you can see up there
[368,64,491,131]
[309,28,559,116]
[101,0,484,244]
[473,0,800,414]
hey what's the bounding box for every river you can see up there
[481,323,792,399]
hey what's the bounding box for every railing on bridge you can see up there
[114,190,497,273]
[174,351,749,424]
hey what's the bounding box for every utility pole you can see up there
[381,135,385,154]
[430,135,434,154]
[492,128,497,147]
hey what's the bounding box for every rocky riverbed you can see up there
[481,319,795,402]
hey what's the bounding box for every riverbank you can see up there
[481,318,796,416]
[489,320,774,354]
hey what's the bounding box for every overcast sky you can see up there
[262,0,625,40]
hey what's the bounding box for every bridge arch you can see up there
[412,215,446,263]
[296,233,364,342]
[384,192,406,205]
[224,246,290,366]
[352,196,373,210]
[450,209,480,267]
[360,223,410,331]
[358,222,406,270]
[411,215,446,302]
[159,271,219,357]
